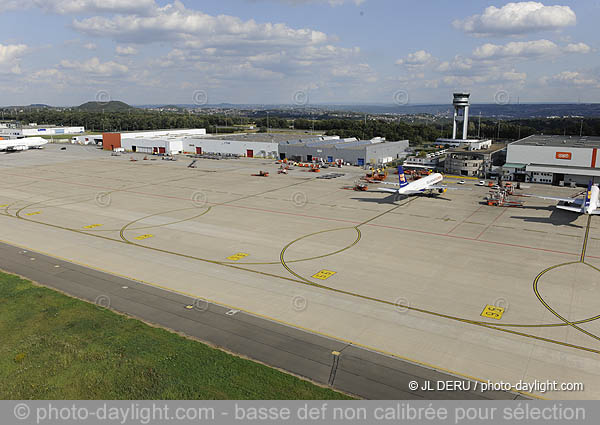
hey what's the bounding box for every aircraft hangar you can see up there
[504,135,600,185]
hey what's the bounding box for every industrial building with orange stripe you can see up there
[503,134,600,186]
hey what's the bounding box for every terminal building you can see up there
[503,135,600,185]
[444,144,506,177]
[403,149,449,170]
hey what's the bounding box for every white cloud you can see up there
[431,52,527,91]
[3,0,156,14]
[502,70,528,81]
[251,0,365,5]
[0,43,27,65]
[396,50,433,66]
[73,1,328,48]
[116,45,138,56]
[83,43,97,50]
[540,71,599,87]
[454,2,576,36]
[436,56,473,73]
[29,68,64,80]
[439,70,527,87]
[60,57,128,77]
[564,42,591,54]
[0,43,28,74]
[67,0,366,89]
[472,40,591,59]
[331,63,377,83]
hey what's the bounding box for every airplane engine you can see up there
[438,188,447,194]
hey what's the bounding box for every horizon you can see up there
[4,100,600,108]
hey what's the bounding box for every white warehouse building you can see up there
[183,138,278,158]
[102,129,207,154]
[1,125,85,138]
[22,126,85,136]
[120,138,183,155]
[504,135,600,185]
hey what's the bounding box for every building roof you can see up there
[448,143,506,154]
[512,134,600,149]
[436,138,491,143]
[280,137,408,151]
[211,133,312,143]
[187,137,279,145]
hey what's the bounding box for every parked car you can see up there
[457,180,466,185]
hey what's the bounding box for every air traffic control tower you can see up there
[452,92,470,140]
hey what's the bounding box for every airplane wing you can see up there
[524,194,582,204]
[374,187,400,194]
[556,205,583,213]
[428,185,465,191]
[372,187,422,195]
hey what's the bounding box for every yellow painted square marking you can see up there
[227,253,249,261]
[134,234,154,240]
[83,224,103,229]
[25,211,41,216]
[312,270,336,280]
[0,204,9,208]
[481,305,505,320]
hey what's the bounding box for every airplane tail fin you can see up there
[585,180,593,208]
[398,166,409,188]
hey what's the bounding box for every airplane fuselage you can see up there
[0,137,47,152]
[398,173,444,195]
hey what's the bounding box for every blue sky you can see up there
[0,0,598,106]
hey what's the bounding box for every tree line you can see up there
[0,109,250,134]
[3,108,600,144]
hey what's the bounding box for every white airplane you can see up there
[525,181,600,215]
[376,166,454,196]
[0,137,48,152]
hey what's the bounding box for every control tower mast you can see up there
[452,92,470,140]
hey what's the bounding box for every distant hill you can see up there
[77,101,135,112]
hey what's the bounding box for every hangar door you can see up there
[196,147,202,154]
[247,149,254,158]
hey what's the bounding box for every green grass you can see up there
[0,271,352,400]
